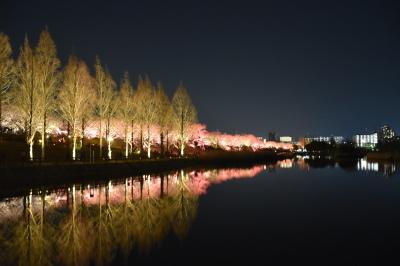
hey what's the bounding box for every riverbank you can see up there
[0,150,293,192]
[367,151,400,162]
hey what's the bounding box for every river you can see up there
[0,157,399,265]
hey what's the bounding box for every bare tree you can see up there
[144,80,158,159]
[58,56,94,160]
[134,76,153,158]
[117,72,135,159]
[80,83,96,160]
[14,37,40,160]
[36,28,60,160]
[0,32,14,141]
[105,85,117,160]
[94,56,115,159]
[171,83,197,156]
[164,105,176,156]
[155,83,170,157]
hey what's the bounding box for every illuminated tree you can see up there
[105,91,117,160]
[58,56,95,160]
[94,56,116,159]
[133,78,145,156]
[164,105,176,155]
[171,83,197,156]
[117,72,135,158]
[155,83,170,157]
[13,37,40,160]
[0,32,14,141]
[36,28,60,159]
[79,84,96,159]
[135,76,157,158]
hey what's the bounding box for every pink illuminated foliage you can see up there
[1,109,293,151]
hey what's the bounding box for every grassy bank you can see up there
[0,150,293,192]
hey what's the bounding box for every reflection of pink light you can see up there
[0,165,266,217]
[0,165,270,224]
[198,166,263,191]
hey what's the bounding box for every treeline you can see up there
[304,141,367,158]
[0,29,197,160]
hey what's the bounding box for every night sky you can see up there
[1,0,400,139]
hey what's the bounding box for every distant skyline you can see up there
[1,0,400,138]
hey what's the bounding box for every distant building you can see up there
[279,136,292,143]
[353,133,378,149]
[378,125,395,142]
[304,136,344,144]
[268,132,276,142]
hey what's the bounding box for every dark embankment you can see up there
[366,141,400,162]
[0,150,293,192]
[304,157,359,170]
[367,151,400,162]
[304,141,368,160]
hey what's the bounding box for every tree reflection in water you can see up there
[0,165,265,265]
[7,191,53,266]
[58,185,93,266]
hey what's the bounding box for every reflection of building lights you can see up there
[279,159,293,168]
[357,158,379,172]
[107,136,113,142]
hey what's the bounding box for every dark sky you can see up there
[1,0,400,139]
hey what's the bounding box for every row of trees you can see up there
[0,29,197,160]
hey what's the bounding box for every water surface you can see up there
[0,158,399,265]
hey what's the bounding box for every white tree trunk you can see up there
[99,120,103,159]
[124,125,128,158]
[108,139,112,160]
[29,141,34,161]
[147,125,151,158]
[180,142,184,156]
[72,135,77,160]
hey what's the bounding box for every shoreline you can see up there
[367,151,400,162]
